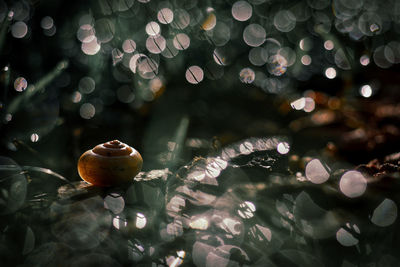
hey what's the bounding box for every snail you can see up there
[77,140,143,187]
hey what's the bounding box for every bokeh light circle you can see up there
[232,1,253,22]
[186,66,204,84]
[158,8,174,24]
[14,77,28,92]
[339,170,367,198]
[11,21,28,38]
[243,24,266,47]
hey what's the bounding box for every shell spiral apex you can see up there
[77,140,143,187]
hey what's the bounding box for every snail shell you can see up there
[77,140,143,187]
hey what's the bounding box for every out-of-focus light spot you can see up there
[113,216,127,230]
[373,45,394,69]
[14,77,27,92]
[150,77,164,96]
[11,21,28,38]
[277,142,290,154]
[30,133,39,142]
[5,114,12,122]
[41,16,54,30]
[177,250,185,258]
[158,8,174,24]
[239,68,255,84]
[299,38,313,51]
[122,39,136,53]
[251,224,272,242]
[213,48,230,66]
[238,201,256,219]
[336,224,360,246]
[267,54,288,76]
[81,37,101,55]
[146,35,166,54]
[80,103,95,119]
[201,11,216,31]
[221,218,242,236]
[111,48,123,65]
[205,163,221,178]
[324,40,334,50]
[173,33,190,50]
[273,10,296,32]
[239,141,253,155]
[249,47,268,66]
[370,23,380,33]
[371,199,397,227]
[301,55,312,65]
[77,24,95,43]
[360,84,372,98]
[188,170,206,181]
[232,1,253,22]
[243,24,266,47]
[8,11,14,20]
[162,39,179,58]
[145,21,161,36]
[189,217,209,230]
[210,22,231,46]
[340,170,367,198]
[278,47,296,67]
[303,97,315,112]
[167,255,183,267]
[137,57,158,79]
[94,18,115,43]
[291,97,314,112]
[129,53,146,73]
[71,91,82,103]
[291,97,306,110]
[136,213,147,229]
[360,55,370,66]
[325,67,336,79]
[185,66,204,84]
[305,159,330,184]
[79,76,95,94]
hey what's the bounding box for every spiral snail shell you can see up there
[77,140,143,187]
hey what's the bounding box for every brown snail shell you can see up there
[77,140,143,187]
